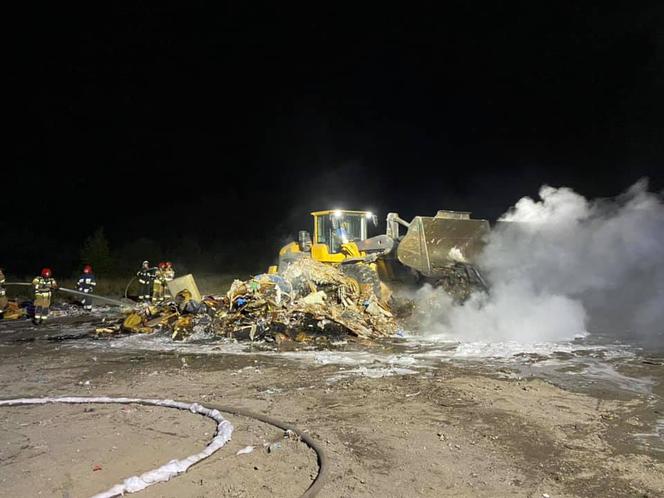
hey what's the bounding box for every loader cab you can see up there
[271,209,378,273]
[310,210,377,262]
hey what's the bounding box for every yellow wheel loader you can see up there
[271,209,490,300]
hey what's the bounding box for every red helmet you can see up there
[83,264,93,274]
[41,268,52,278]
[166,261,173,268]
[158,261,167,269]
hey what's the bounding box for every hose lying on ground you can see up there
[0,397,328,498]
[0,397,233,498]
[206,403,328,498]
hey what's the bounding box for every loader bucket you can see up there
[396,211,490,278]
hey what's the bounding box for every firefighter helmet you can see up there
[166,261,173,268]
[83,264,93,274]
[41,268,52,278]
[158,261,167,269]
[142,260,149,267]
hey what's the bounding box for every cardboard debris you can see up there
[301,290,327,305]
[95,259,398,344]
[167,274,202,302]
[1,301,25,320]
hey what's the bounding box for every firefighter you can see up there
[136,261,155,303]
[32,268,58,324]
[152,262,167,304]
[0,267,7,318]
[76,264,97,311]
[163,261,175,299]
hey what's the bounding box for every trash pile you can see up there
[1,301,26,320]
[96,258,398,345]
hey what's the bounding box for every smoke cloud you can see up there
[416,179,664,344]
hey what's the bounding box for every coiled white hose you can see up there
[0,396,234,498]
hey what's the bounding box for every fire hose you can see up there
[4,283,128,307]
[208,402,328,498]
[58,287,128,307]
[0,396,327,498]
[124,276,136,299]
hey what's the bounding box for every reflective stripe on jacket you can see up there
[32,277,57,295]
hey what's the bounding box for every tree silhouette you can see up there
[80,228,114,276]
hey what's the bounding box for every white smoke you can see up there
[417,179,664,343]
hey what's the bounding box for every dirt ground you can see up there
[0,338,662,497]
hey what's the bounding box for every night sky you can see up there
[5,3,663,276]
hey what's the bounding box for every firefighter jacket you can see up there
[77,273,97,293]
[137,268,156,285]
[32,277,58,296]
[156,269,168,285]
[0,270,5,297]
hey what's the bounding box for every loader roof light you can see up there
[332,209,343,218]
[365,212,373,219]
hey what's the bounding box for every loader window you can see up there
[316,213,367,253]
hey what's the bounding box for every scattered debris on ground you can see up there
[95,258,399,344]
[1,300,26,320]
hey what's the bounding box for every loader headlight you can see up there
[332,210,343,218]
[365,212,373,219]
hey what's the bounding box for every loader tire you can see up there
[341,263,382,298]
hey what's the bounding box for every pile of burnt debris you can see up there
[96,259,399,345]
